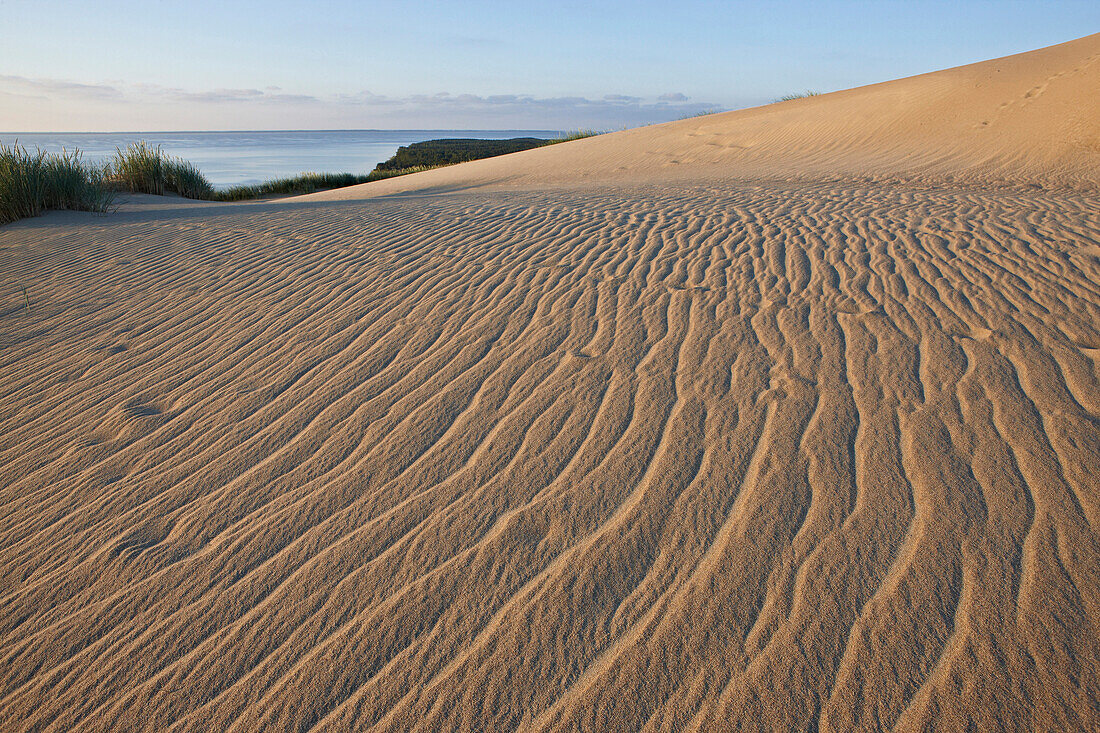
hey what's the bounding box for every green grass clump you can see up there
[363,165,445,181]
[0,142,114,225]
[215,172,367,201]
[109,141,215,199]
[777,90,821,102]
[161,157,215,199]
[543,130,602,144]
[213,168,447,200]
[3,132,598,224]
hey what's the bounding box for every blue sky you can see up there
[1,0,1096,131]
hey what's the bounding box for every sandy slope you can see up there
[0,36,1098,732]
[308,33,1100,199]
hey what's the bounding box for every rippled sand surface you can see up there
[1,35,1098,732]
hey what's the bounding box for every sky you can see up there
[1,0,1096,131]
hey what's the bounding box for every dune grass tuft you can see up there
[3,132,602,224]
[212,167,450,200]
[777,90,821,102]
[361,165,445,182]
[215,172,369,200]
[109,141,215,199]
[0,142,115,225]
[544,130,602,145]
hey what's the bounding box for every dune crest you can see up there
[1,36,1098,732]
[308,33,1099,199]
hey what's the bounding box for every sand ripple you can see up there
[0,178,1097,730]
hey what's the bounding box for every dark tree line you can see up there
[373,138,549,171]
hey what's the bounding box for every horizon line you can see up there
[0,127,575,135]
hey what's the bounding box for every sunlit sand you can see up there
[1,34,1097,731]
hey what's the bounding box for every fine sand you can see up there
[1,35,1098,732]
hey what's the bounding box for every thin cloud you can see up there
[0,74,124,100]
[169,88,265,103]
[324,92,722,128]
[160,87,319,104]
[0,75,723,129]
[0,76,319,105]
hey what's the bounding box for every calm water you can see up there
[0,130,561,188]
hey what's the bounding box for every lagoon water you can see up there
[0,129,561,188]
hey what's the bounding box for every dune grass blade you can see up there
[5,136,561,218]
[0,142,114,225]
[363,165,444,181]
[109,141,215,199]
[213,168,451,200]
[109,143,443,201]
[110,141,164,195]
[544,130,602,145]
[215,172,373,201]
[777,90,821,102]
[163,158,216,199]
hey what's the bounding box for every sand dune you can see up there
[308,33,1100,198]
[1,36,1098,732]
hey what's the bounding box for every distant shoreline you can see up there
[0,129,566,189]
[0,128,565,136]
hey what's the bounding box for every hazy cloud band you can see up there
[0,75,721,131]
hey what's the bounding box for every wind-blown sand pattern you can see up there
[1,36,1098,732]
